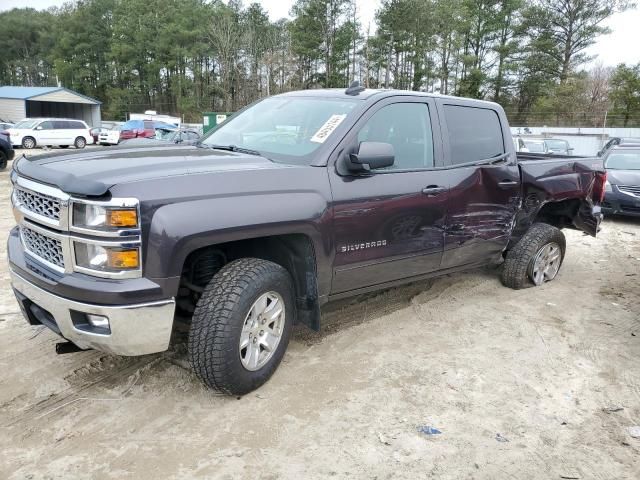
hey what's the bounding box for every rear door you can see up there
[69,120,89,144]
[53,120,73,145]
[436,100,521,269]
[329,96,451,294]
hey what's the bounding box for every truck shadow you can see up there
[293,265,499,345]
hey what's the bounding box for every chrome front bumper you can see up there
[10,269,176,356]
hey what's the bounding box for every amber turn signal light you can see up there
[106,209,138,228]
[107,249,140,269]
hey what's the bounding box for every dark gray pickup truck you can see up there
[8,86,606,394]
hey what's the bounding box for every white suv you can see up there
[7,118,94,149]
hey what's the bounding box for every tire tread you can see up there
[188,258,293,395]
[501,223,566,289]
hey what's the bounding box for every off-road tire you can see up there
[188,258,295,395]
[22,136,36,149]
[501,223,566,289]
[74,137,86,149]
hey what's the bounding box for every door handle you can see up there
[422,186,447,196]
[498,180,519,188]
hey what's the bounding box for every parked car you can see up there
[6,118,93,149]
[544,138,573,155]
[0,132,14,169]
[119,128,201,146]
[90,127,108,144]
[98,125,122,146]
[602,145,640,217]
[8,86,606,395]
[119,119,177,140]
[516,137,548,153]
[0,122,14,131]
[598,137,640,157]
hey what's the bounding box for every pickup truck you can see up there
[8,86,606,395]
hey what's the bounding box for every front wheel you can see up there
[74,137,86,149]
[501,223,566,289]
[188,258,295,395]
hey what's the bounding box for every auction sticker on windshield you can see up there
[310,114,347,143]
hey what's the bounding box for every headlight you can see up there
[605,180,612,192]
[74,243,140,272]
[73,203,138,229]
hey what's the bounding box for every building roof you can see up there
[0,86,101,104]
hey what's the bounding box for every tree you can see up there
[527,0,631,84]
[609,63,640,127]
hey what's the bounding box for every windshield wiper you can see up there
[201,144,263,157]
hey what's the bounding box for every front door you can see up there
[35,120,55,144]
[329,98,450,294]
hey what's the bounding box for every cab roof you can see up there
[274,88,501,109]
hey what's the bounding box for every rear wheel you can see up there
[501,223,566,289]
[74,137,86,149]
[188,258,294,395]
[22,137,36,149]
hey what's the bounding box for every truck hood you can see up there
[14,145,292,196]
[607,169,640,187]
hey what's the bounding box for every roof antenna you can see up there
[345,80,365,96]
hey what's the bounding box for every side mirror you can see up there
[35,126,43,130]
[346,141,395,172]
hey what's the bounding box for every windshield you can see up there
[606,151,640,170]
[545,140,568,150]
[200,96,359,164]
[525,141,545,153]
[14,119,39,129]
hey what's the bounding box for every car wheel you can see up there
[0,150,7,170]
[74,137,86,149]
[188,258,294,395]
[501,223,566,289]
[22,137,36,149]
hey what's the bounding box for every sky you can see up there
[2,0,640,67]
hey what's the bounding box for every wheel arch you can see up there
[508,197,584,249]
[175,233,321,331]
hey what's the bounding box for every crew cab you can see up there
[7,87,605,395]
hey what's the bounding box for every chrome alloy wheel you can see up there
[239,291,285,371]
[529,242,561,286]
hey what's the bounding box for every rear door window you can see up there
[443,105,504,165]
[68,121,85,129]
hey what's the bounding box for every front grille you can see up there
[21,225,64,269]
[619,185,640,197]
[15,187,62,221]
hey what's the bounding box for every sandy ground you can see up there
[0,153,639,479]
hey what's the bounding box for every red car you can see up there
[119,120,177,140]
